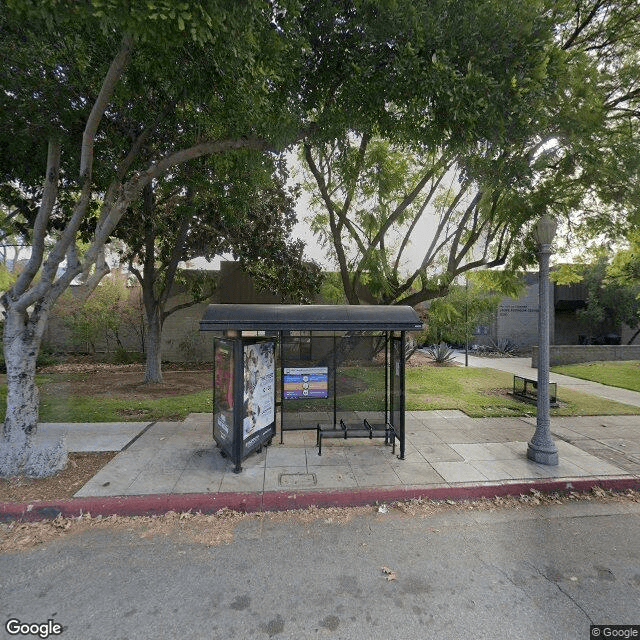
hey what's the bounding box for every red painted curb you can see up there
[261,476,640,511]
[1,476,638,522]
[0,492,262,522]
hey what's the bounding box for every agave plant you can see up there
[424,342,456,364]
[489,338,519,356]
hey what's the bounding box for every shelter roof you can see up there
[200,304,422,332]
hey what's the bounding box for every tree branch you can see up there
[11,139,60,302]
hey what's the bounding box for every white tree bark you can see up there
[0,307,67,477]
[1,32,280,477]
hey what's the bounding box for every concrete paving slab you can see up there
[389,461,446,485]
[426,429,493,444]
[565,456,627,476]
[173,468,224,494]
[468,460,518,481]
[599,438,640,453]
[353,471,402,488]
[219,466,265,493]
[34,422,150,452]
[411,443,465,462]
[450,443,497,461]
[430,461,490,483]
[266,446,307,467]
[57,408,639,505]
[311,466,358,490]
[123,469,184,495]
[184,448,227,472]
[305,448,348,467]
[263,467,311,491]
[492,458,551,480]
[404,429,445,444]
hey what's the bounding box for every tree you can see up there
[553,253,640,344]
[419,271,525,345]
[3,0,439,476]
[116,152,320,383]
[301,0,562,305]
[0,0,316,477]
[302,0,640,305]
[303,138,528,306]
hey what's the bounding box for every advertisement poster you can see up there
[243,342,275,440]
[214,341,234,444]
[283,367,329,399]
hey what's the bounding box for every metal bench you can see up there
[513,375,558,406]
[316,418,396,455]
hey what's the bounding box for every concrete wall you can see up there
[622,324,640,346]
[42,261,307,363]
[495,273,554,347]
[531,344,640,367]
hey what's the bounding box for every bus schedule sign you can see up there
[283,367,328,399]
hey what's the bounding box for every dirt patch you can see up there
[0,452,117,504]
[38,367,212,399]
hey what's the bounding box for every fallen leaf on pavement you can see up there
[381,566,397,581]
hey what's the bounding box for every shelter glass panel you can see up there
[280,335,336,431]
[335,333,387,430]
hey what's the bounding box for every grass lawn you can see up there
[337,366,638,418]
[0,364,638,422]
[0,374,213,423]
[551,360,640,393]
[404,366,639,417]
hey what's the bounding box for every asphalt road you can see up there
[2,500,640,640]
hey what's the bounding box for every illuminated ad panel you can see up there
[243,341,275,440]
[283,367,329,399]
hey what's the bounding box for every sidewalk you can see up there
[3,361,638,521]
[71,411,639,501]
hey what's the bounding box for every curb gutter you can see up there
[2,476,639,523]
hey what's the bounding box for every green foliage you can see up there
[607,232,640,286]
[577,256,639,340]
[487,338,519,356]
[111,347,143,365]
[55,273,133,353]
[319,273,348,304]
[422,280,508,345]
[424,343,456,364]
[0,263,16,291]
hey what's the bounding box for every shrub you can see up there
[489,338,519,356]
[424,342,456,364]
[112,347,143,364]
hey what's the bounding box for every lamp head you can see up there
[534,214,557,247]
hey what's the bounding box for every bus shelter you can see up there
[200,304,422,473]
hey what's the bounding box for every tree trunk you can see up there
[144,307,164,383]
[0,306,67,478]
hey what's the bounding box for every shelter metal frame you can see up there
[201,305,422,470]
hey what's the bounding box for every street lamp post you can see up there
[527,214,559,466]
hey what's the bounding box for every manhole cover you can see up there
[278,473,317,487]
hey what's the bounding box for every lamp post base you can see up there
[527,442,559,466]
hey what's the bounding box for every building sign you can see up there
[498,303,539,317]
[283,367,328,399]
[243,342,275,440]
